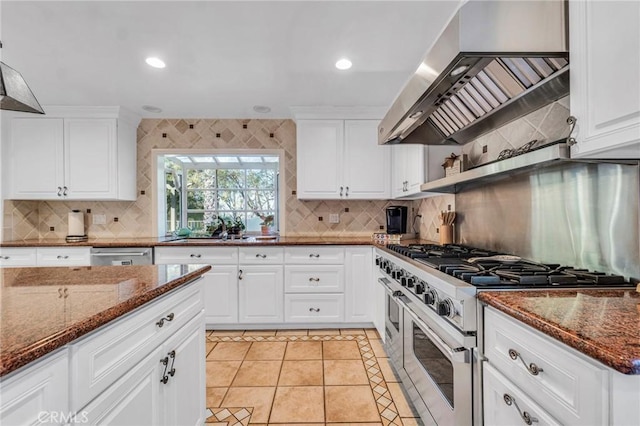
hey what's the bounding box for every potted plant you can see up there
[259,214,274,235]
[228,216,245,236]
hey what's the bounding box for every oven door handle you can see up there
[378,277,396,295]
[401,300,470,364]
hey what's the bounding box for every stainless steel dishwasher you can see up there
[90,247,153,266]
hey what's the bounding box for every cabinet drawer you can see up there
[484,363,560,426]
[484,307,607,425]
[284,265,344,293]
[284,246,344,264]
[239,247,284,264]
[69,281,204,410]
[284,294,344,323]
[154,246,238,265]
[0,248,37,267]
[37,247,91,266]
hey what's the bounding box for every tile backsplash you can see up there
[3,119,413,240]
[461,96,570,167]
[3,97,571,241]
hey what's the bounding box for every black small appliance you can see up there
[386,206,408,234]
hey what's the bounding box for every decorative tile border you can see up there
[205,332,421,425]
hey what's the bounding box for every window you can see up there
[159,153,280,236]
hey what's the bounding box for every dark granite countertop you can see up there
[479,289,640,375]
[0,264,211,377]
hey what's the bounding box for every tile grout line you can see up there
[206,331,420,425]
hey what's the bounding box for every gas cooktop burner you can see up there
[387,243,500,260]
[387,243,634,289]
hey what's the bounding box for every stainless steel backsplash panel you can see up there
[456,162,640,279]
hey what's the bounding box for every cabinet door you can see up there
[238,265,284,323]
[161,313,206,426]
[9,118,64,199]
[483,363,560,426]
[64,118,117,199]
[392,144,425,198]
[343,120,390,199]
[569,1,640,158]
[203,266,238,324]
[0,350,69,426]
[344,247,373,322]
[82,346,163,426]
[296,120,343,199]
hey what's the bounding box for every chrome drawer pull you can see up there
[255,254,267,258]
[340,186,343,197]
[58,288,64,298]
[309,307,320,312]
[57,187,63,196]
[508,349,543,375]
[1,256,9,260]
[56,255,69,259]
[63,186,68,196]
[156,313,175,328]
[189,253,202,258]
[238,269,244,280]
[309,253,320,258]
[503,394,538,425]
[160,356,170,384]
[308,277,320,282]
[167,350,176,377]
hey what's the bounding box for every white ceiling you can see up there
[1,1,462,119]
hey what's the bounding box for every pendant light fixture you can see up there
[0,41,45,114]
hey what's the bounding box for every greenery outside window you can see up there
[161,153,280,236]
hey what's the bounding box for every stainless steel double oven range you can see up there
[375,243,634,426]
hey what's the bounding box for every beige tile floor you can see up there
[205,328,422,425]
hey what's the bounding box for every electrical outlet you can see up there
[329,214,340,224]
[93,214,106,225]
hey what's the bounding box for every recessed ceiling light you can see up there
[253,105,271,113]
[142,105,163,113]
[145,57,166,69]
[335,58,352,70]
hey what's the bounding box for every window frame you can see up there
[153,149,286,237]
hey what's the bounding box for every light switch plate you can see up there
[329,214,340,224]
[93,214,106,225]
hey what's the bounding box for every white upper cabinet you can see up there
[569,0,640,158]
[5,106,139,200]
[343,120,391,199]
[391,144,453,199]
[296,119,390,200]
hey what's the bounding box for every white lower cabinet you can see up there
[483,306,607,425]
[484,363,560,426]
[238,265,284,323]
[154,246,239,325]
[0,350,69,426]
[36,247,91,267]
[0,281,205,425]
[0,247,37,267]
[203,265,239,324]
[0,247,90,267]
[344,247,373,322]
[284,294,344,322]
[82,346,163,425]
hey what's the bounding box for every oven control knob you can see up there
[375,257,381,266]
[401,274,412,287]
[424,290,438,306]
[407,277,415,288]
[437,299,455,318]
[414,282,425,294]
[385,264,392,274]
[392,269,403,280]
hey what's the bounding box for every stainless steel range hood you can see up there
[379,0,568,146]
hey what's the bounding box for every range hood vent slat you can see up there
[476,70,509,104]
[449,95,477,123]
[469,77,501,109]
